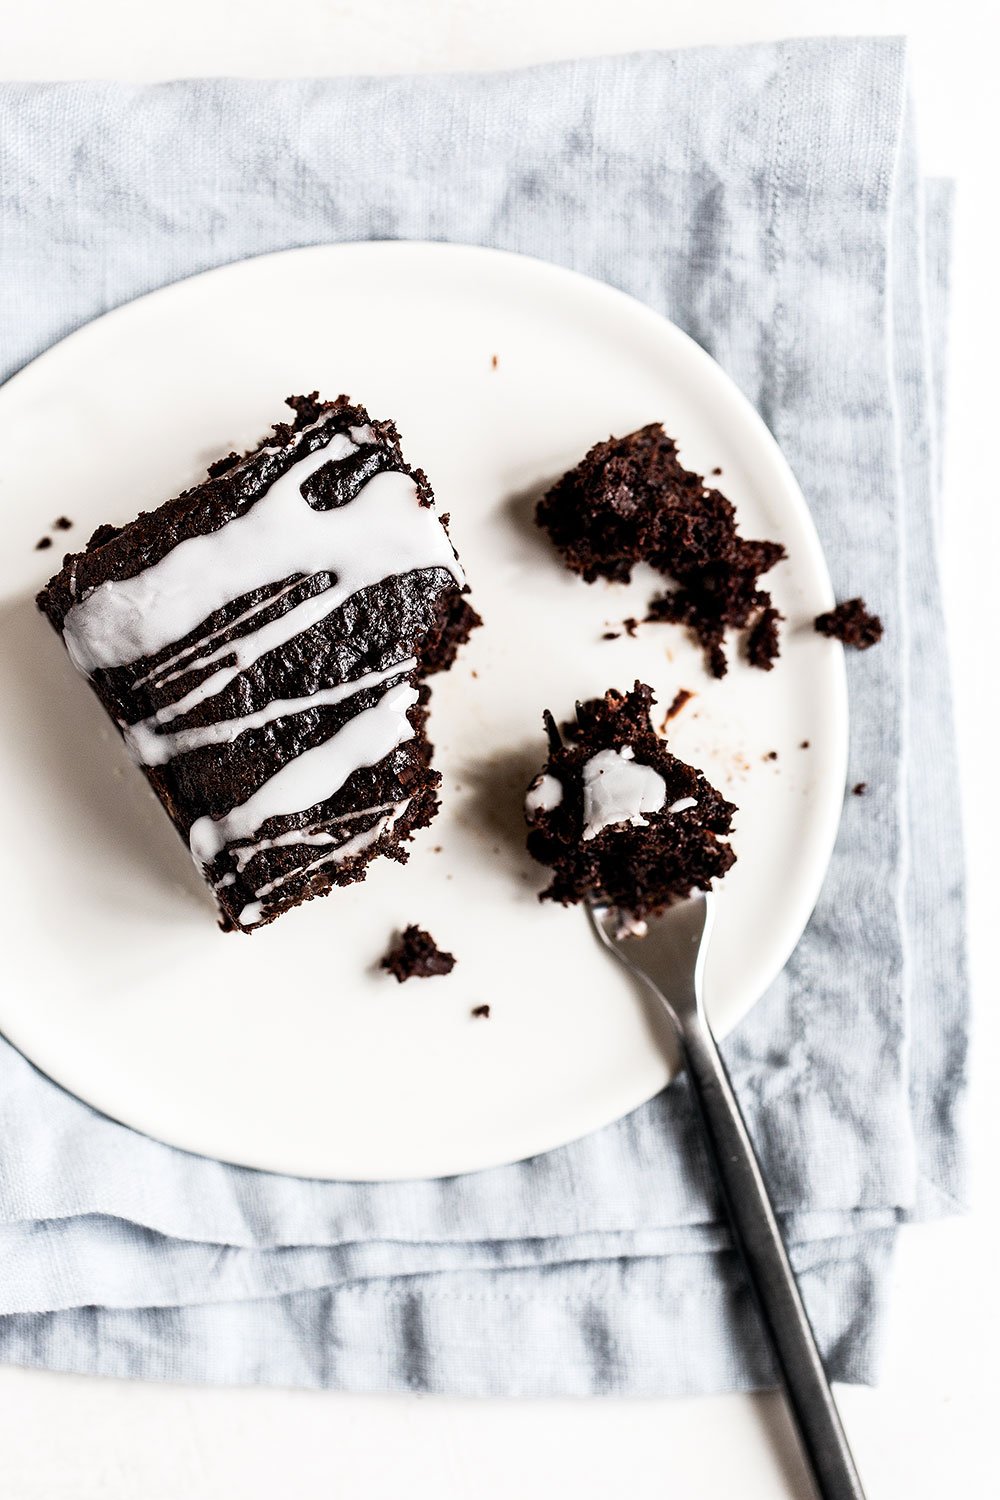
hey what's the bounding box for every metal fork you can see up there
[588,891,866,1500]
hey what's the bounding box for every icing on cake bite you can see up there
[524,682,736,919]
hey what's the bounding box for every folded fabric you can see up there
[0,36,967,1394]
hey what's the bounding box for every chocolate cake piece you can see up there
[524,682,736,918]
[37,394,478,933]
[380,925,457,982]
[535,424,785,677]
[814,597,884,649]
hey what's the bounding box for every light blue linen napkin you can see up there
[0,37,967,1394]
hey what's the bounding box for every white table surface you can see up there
[1,2,996,1495]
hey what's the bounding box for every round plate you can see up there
[0,243,846,1179]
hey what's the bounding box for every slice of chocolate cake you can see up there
[535,424,785,677]
[37,394,479,933]
[524,682,736,917]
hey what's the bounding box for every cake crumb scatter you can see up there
[663,688,694,726]
[380,925,456,983]
[471,1004,491,1019]
[815,598,883,649]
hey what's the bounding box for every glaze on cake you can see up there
[37,395,479,932]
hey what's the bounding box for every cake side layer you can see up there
[37,395,478,932]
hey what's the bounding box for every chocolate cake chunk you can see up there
[524,682,736,918]
[37,394,478,933]
[381,925,457,982]
[814,597,884,649]
[535,424,785,677]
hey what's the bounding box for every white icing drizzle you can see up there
[236,799,410,929]
[131,423,372,689]
[62,432,463,677]
[525,773,563,819]
[134,574,308,693]
[668,796,698,814]
[229,801,400,873]
[581,746,668,841]
[124,658,416,768]
[189,680,418,867]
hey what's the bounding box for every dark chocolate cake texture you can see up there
[814,597,884,649]
[37,395,479,933]
[380,925,457,982]
[536,424,786,677]
[524,682,736,919]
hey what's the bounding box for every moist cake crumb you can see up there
[623,617,639,637]
[381,925,457,982]
[535,424,785,678]
[746,605,782,671]
[852,782,868,796]
[53,516,73,530]
[814,598,884,649]
[663,688,694,725]
[35,536,52,550]
[471,1004,491,1018]
[800,740,810,749]
[524,681,736,919]
[764,750,778,762]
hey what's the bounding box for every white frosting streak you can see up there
[189,680,418,867]
[525,773,563,819]
[668,796,698,814]
[62,433,463,676]
[235,799,410,929]
[124,658,416,768]
[230,801,400,873]
[581,747,667,841]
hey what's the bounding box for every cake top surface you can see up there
[36,394,472,933]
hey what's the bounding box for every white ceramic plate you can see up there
[0,243,846,1179]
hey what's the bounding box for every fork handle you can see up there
[678,1014,867,1500]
